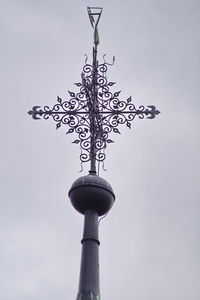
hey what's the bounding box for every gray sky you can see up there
[1,0,200,299]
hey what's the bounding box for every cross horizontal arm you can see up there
[28,105,160,120]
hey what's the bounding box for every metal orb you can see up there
[69,174,115,216]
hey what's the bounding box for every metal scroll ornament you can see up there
[28,54,159,168]
[28,7,160,173]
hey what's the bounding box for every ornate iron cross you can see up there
[28,7,160,174]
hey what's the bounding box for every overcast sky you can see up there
[1,0,200,299]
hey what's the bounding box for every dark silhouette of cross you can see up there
[28,7,160,174]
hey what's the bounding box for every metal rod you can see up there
[77,210,100,300]
[89,45,98,174]
[38,110,156,115]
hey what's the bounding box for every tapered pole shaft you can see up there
[76,210,100,300]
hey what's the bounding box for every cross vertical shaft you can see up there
[89,45,98,174]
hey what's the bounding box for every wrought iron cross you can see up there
[28,7,160,174]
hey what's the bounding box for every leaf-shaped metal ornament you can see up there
[56,122,61,129]
[113,128,120,134]
[108,82,116,86]
[72,140,80,144]
[107,139,114,143]
[68,91,76,97]
[114,91,121,97]
[127,97,131,103]
[126,122,131,129]
[57,97,62,104]
[74,82,82,87]
[66,128,74,134]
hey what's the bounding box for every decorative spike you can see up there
[107,139,114,143]
[74,83,82,87]
[66,128,74,134]
[56,122,61,129]
[113,128,121,134]
[57,96,62,103]
[72,140,80,144]
[68,91,76,97]
[114,91,121,97]
[108,82,116,86]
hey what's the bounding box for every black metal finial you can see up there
[28,7,160,174]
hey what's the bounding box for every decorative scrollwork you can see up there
[28,49,160,170]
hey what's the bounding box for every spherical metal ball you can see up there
[68,174,115,216]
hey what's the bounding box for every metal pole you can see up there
[76,210,100,300]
